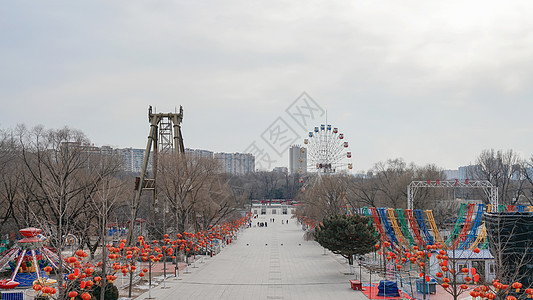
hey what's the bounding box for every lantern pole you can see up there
[146,256,154,299]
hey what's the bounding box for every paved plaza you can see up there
[137,214,369,300]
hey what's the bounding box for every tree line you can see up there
[296,150,533,227]
[3,124,533,249]
[0,125,245,258]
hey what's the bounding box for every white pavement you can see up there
[136,214,369,300]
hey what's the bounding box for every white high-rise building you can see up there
[289,145,307,175]
[115,148,151,173]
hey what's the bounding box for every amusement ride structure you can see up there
[127,106,185,244]
[304,124,353,174]
[0,228,64,289]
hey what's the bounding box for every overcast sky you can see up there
[1,1,533,172]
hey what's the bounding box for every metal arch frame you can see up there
[407,180,498,211]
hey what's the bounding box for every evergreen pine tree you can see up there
[314,214,377,269]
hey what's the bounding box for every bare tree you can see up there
[16,125,122,299]
[88,175,130,299]
[194,177,244,231]
[372,158,413,208]
[474,149,524,205]
[0,129,23,234]
[347,175,381,208]
[298,175,349,223]
[519,156,533,206]
[158,154,220,234]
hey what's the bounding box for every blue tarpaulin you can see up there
[377,280,400,297]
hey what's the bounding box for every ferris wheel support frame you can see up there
[407,180,498,211]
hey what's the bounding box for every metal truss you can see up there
[407,180,498,211]
[127,106,185,244]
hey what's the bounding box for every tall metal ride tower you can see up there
[127,106,185,243]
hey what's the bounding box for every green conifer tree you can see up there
[314,214,377,270]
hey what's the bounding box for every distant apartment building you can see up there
[61,142,255,175]
[273,167,288,173]
[288,145,307,175]
[60,142,149,173]
[214,152,255,175]
[445,164,526,181]
[115,147,150,173]
[443,165,483,180]
[185,148,214,159]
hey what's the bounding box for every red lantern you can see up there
[69,291,78,300]
[460,284,468,290]
[81,292,91,300]
[67,257,77,264]
[43,266,53,275]
[512,282,522,292]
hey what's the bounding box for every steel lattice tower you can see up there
[127,105,185,244]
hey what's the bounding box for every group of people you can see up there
[247,215,291,228]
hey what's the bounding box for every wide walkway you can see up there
[137,214,368,300]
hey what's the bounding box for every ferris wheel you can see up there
[304,124,353,174]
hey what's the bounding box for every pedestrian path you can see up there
[135,214,368,300]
